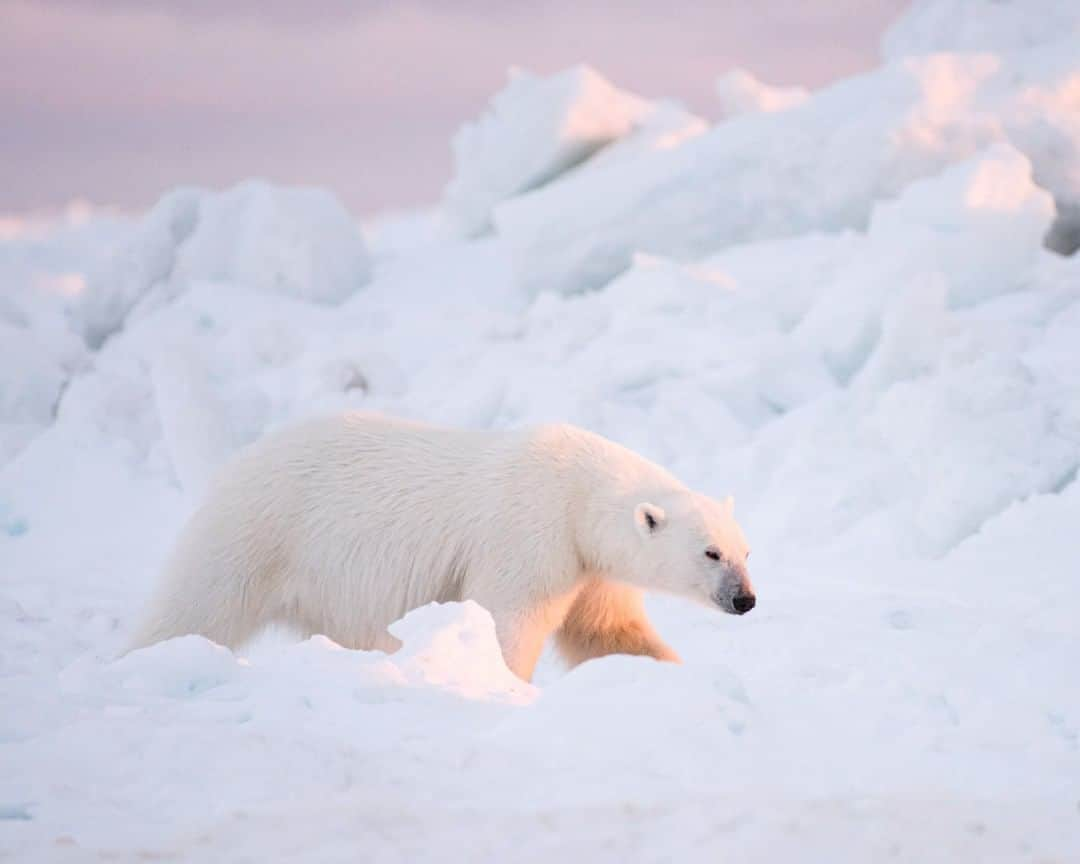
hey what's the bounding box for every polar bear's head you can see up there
[631,492,756,615]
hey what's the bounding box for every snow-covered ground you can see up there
[3,1,1079,860]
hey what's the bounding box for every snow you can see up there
[885,0,1080,255]
[0,204,129,464]
[716,68,809,116]
[495,30,1080,294]
[3,1,1080,860]
[881,0,1080,57]
[441,65,702,238]
[78,181,371,349]
[173,181,372,306]
[494,53,1008,297]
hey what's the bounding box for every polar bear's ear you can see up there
[723,496,735,516]
[634,502,667,536]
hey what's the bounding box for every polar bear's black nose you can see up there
[732,593,756,614]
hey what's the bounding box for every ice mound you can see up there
[78,181,371,348]
[76,188,200,349]
[882,0,1080,57]
[995,41,1080,254]
[498,23,1080,297]
[441,65,654,238]
[885,1,1080,253]
[106,634,240,699]
[573,99,707,173]
[495,54,1002,297]
[0,320,78,464]
[716,67,809,116]
[750,151,1075,556]
[863,143,1054,307]
[389,600,536,702]
[149,344,235,499]
[174,181,371,304]
[0,210,126,464]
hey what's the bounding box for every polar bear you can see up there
[132,414,755,680]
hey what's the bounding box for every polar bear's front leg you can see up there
[554,578,680,669]
[482,588,583,682]
[490,611,552,682]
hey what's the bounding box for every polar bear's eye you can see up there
[705,548,721,561]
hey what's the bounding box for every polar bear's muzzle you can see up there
[713,566,756,615]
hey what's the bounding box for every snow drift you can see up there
[79,181,371,349]
[715,68,809,116]
[494,25,1080,294]
[442,65,703,239]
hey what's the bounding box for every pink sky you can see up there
[1,0,909,218]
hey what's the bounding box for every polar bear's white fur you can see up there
[132,414,755,680]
